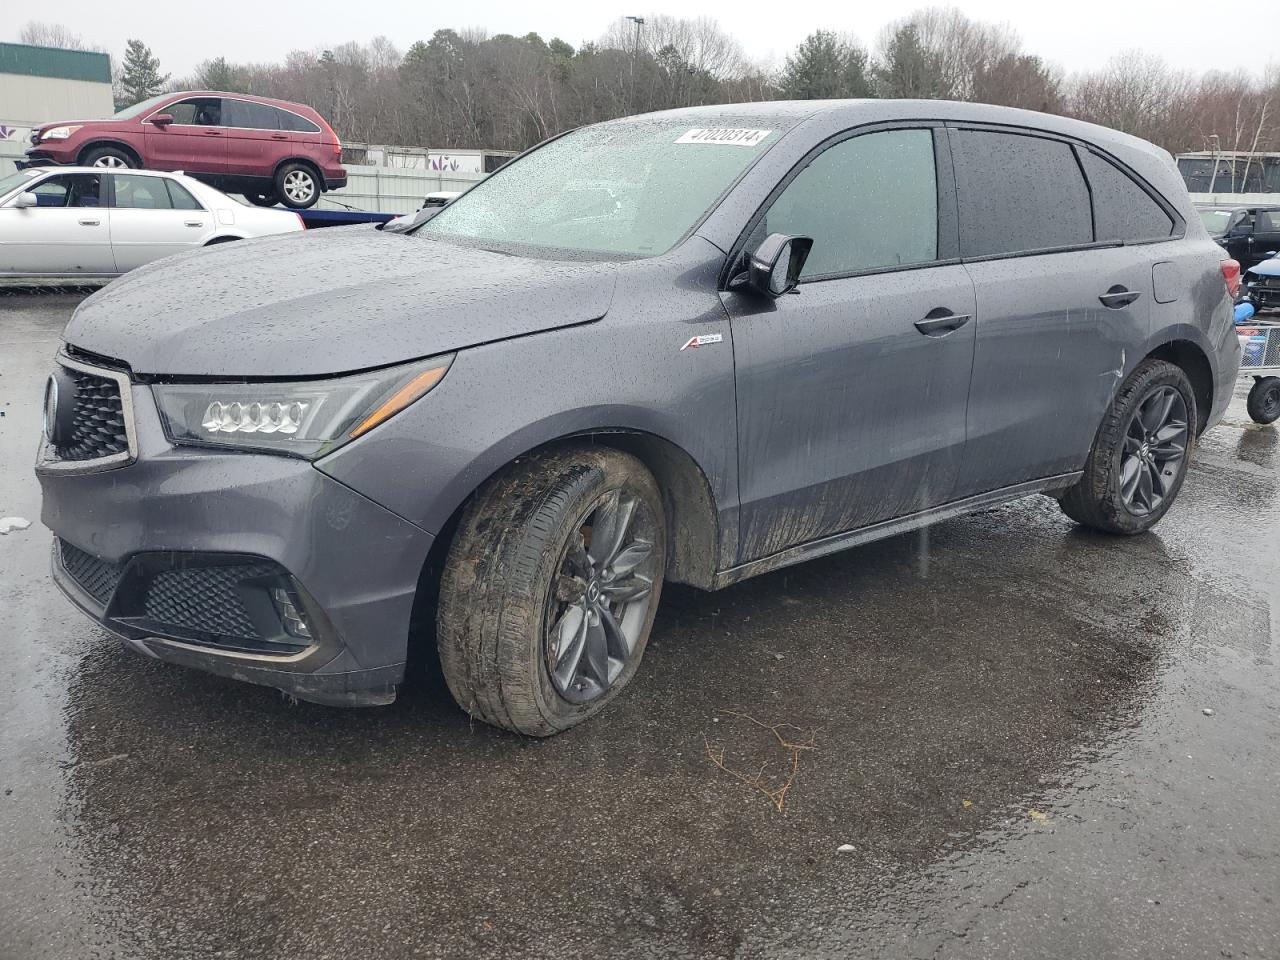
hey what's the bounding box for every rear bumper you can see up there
[324,175,348,191]
[38,378,434,706]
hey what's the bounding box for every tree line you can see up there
[17,10,1280,159]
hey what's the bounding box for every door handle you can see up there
[1098,285,1142,309]
[184,220,204,227]
[78,218,100,226]
[203,130,222,136]
[271,133,289,140]
[914,310,971,337]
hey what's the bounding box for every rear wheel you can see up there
[1058,359,1196,534]
[274,163,320,209]
[1247,376,1280,424]
[437,447,666,736]
[81,146,136,169]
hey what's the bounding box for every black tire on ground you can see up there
[437,447,666,736]
[80,145,137,169]
[1058,359,1197,535]
[1247,376,1280,424]
[203,236,240,245]
[244,190,280,207]
[273,162,320,209]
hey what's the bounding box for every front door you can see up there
[723,126,978,562]
[0,172,113,276]
[143,97,228,175]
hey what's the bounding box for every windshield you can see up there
[0,168,41,199]
[420,121,778,257]
[1198,208,1235,236]
[113,94,173,120]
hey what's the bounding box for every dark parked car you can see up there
[1196,203,1280,271]
[24,91,347,209]
[38,100,1240,735]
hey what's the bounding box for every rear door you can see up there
[108,173,211,272]
[949,126,1174,498]
[143,97,228,175]
[723,125,978,561]
[0,172,113,276]
[222,99,288,182]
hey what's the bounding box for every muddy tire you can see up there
[1058,359,1196,535]
[437,447,666,736]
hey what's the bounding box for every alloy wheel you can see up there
[545,489,658,704]
[92,155,127,168]
[282,170,316,204]
[1120,385,1189,516]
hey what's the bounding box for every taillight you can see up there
[333,141,341,157]
[1222,259,1242,298]
[295,213,306,230]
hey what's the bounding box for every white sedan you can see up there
[0,166,304,282]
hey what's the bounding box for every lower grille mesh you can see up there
[142,564,274,640]
[58,540,124,607]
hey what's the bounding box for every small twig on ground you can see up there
[704,710,817,812]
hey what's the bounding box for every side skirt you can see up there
[711,472,1082,589]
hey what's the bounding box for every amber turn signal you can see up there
[349,366,449,439]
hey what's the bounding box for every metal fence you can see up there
[0,142,482,215]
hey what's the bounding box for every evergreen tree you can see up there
[118,39,169,106]
[779,31,872,100]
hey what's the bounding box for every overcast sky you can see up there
[11,0,1261,79]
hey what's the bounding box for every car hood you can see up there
[64,228,619,377]
[1249,257,1280,278]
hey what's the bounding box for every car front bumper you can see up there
[37,366,434,706]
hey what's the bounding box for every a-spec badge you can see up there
[680,333,724,351]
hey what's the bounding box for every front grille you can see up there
[142,563,275,641]
[58,539,124,607]
[1264,276,1280,289]
[52,367,129,462]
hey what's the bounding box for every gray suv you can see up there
[38,100,1241,735]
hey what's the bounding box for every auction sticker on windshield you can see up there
[675,128,772,147]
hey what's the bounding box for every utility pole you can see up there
[625,15,645,113]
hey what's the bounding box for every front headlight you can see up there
[43,125,83,140]
[153,355,453,459]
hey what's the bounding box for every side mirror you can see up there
[734,233,813,298]
[150,113,174,127]
[11,191,37,209]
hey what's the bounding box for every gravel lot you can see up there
[2,290,1277,959]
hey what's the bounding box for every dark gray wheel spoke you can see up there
[601,574,652,603]
[607,539,652,578]
[589,492,636,568]
[551,604,589,687]
[599,607,630,660]
[1119,385,1188,517]
[1120,456,1142,500]
[1150,462,1171,499]
[581,615,611,684]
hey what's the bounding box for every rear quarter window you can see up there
[951,129,1092,258]
[278,109,321,134]
[1080,150,1174,242]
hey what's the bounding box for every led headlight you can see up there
[42,125,83,140]
[152,355,453,459]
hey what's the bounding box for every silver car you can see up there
[0,166,303,282]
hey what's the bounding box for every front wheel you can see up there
[1247,376,1280,424]
[437,447,666,736]
[1058,359,1196,534]
[274,163,320,209]
[81,146,137,169]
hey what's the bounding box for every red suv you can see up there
[25,91,347,209]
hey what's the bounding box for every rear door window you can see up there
[224,99,281,130]
[951,129,1092,257]
[762,128,939,278]
[112,174,174,209]
[1080,151,1174,242]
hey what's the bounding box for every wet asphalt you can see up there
[1,290,1278,960]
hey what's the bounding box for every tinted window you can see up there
[952,129,1092,257]
[31,174,102,208]
[277,109,320,133]
[113,175,173,209]
[165,179,203,210]
[762,129,938,278]
[165,97,222,126]
[1258,210,1280,233]
[224,99,280,130]
[1081,151,1173,242]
